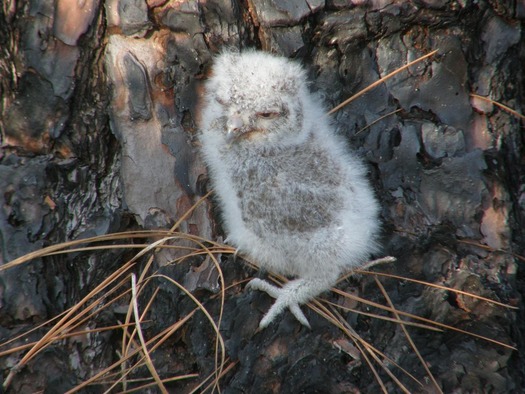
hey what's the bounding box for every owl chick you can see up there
[199,50,380,329]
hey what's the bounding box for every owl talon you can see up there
[246,278,280,298]
[289,303,311,328]
[247,278,311,329]
[232,247,240,261]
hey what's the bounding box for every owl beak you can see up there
[226,114,244,143]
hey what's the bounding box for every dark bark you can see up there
[0,0,524,393]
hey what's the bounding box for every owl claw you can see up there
[247,278,311,329]
[232,247,240,261]
[246,278,280,298]
[288,303,311,329]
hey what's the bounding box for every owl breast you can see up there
[226,136,344,239]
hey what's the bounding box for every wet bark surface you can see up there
[1,0,524,393]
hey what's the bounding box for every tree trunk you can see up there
[1,0,523,392]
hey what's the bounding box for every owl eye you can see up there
[256,111,280,119]
[215,97,228,106]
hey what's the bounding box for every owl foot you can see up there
[247,278,319,329]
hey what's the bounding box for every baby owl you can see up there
[199,50,380,329]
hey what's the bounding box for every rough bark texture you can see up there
[0,0,524,393]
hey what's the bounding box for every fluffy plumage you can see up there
[199,50,380,328]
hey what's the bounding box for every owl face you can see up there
[203,51,310,148]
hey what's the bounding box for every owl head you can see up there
[201,50,319,149]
